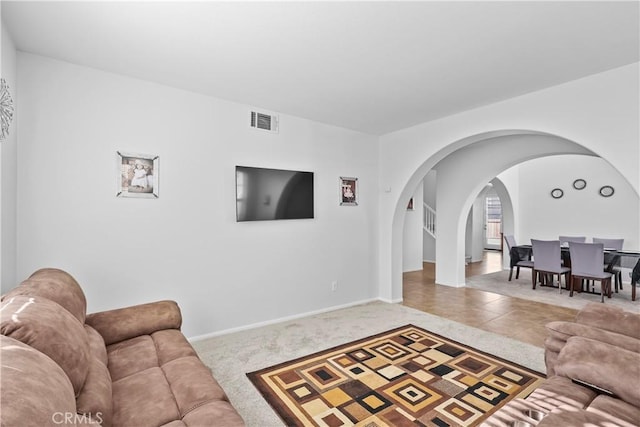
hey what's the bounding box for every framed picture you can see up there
[407,198,414,210]
[117,151,159,198]
[339,177,358,206]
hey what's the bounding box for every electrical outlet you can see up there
[331,281,338,291]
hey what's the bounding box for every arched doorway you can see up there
[389,130,597,302]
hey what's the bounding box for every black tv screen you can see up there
[235,166,314,221]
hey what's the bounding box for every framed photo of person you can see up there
[116,151,159,198]
[339,177,358,206]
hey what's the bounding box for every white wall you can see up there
[0,20,18,291]
[15,53,379,337]
[495,169,519,269]
[464,208,473,261]
[422,170,436,262]
[515,155,638,246]
[467,187,489,263]
[379,63,639,301]
[402,182,423,272]
[11,52,640,335]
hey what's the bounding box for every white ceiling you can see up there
[2,1,639,135]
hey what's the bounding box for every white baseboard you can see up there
[378,296,403,304]
[188,297,386,342]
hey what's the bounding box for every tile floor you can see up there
[402,251,578,347]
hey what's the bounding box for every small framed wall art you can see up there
[407,198,414,210]
[117,151,159,198]
[339,177,358,206]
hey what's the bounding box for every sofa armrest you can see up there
[86,300,182,346]
[576,303,640,339]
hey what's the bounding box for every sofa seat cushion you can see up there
[157,401,245,427]
[525,376,597,411]
[180,401,245,427]
[587,395,640,426]
[153,329,198,365]
[107,329,198,381]
[108,335,161,381]
[112,367,182,426]
[478,398,547,427]
[162,356,228,414]
[538,406,637,427]
[107,329,239,426]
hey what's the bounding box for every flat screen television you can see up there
[235,166,314,222]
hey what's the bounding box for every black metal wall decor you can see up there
[599,185,615,197]
[551,188,564,199]
[572,179,586,190]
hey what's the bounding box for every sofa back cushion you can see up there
[76,325,113,427]
[0,335,79,426]
[2,268,87,323]
[86,324,109,365]
[0,295,90,395]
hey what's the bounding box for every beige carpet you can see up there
[466,270,639,313]
[192,302,546,427]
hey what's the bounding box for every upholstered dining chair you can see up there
[593,238,624,292]
[559,236,586,246]
[504,235,534,281]
[531,239,571,292]
[569,242,613,303]
[558,236,586,267]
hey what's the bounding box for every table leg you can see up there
[632,259,640,301]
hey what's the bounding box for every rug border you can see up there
[246,324,545,426]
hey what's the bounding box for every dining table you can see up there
[509,245,640,301]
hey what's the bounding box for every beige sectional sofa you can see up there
[483,303,640,426]
[0,268,244,427]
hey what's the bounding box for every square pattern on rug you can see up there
[247,325,545,427]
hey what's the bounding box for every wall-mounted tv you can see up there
[235,166,314,222]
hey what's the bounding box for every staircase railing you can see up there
[423,203,436,238]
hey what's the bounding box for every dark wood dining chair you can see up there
[531,239,571,292]
[568,242,613,303]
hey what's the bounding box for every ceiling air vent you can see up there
[250,110,279,133]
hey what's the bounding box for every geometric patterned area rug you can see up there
[247,325,545,427]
